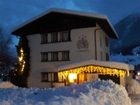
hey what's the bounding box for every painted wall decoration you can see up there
[77,35,89,51]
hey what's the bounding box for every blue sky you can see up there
[0,0,140,56]
[1,0,140,32]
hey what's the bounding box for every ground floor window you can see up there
[41,72,58,82]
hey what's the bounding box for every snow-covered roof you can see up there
[58,59,134,71]
[12,8,106,31]
[12,8,118,39]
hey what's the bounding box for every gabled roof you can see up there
[11,8,118,39]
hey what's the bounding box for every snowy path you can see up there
[130,94,140,105]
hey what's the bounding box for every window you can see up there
[41,52,48,62]
[41,72,58,82]
[41,72,48,82]
[41,31,71,44]
[51,32,58,42]
[100,52,103,60]
[100,35,102,47]
[60,31,70,42]
[106,53,109,60]
[62,51,70,61]
[41,51,70,62]
[41,33,48,43]
[51,52,58,61]
[105,37,108,46]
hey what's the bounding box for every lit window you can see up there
[68,73,77,83]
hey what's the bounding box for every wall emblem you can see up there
[77,35,89,50]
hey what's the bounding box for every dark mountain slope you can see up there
[110,13,140,54]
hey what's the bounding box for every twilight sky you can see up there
[0,0,140,32]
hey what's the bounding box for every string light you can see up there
[18,48,26,73]
[58,65,130,80]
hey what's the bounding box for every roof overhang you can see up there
[58,60,134,71]
[11,8,118,39]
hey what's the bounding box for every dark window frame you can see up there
[59,31,71,42]
[61,51,70,61]
[41,33,48,44]
[41,52,48,62]
[106,53,109,60]
[41,51,70,62]
[105,37,108,46]
[51,52,59,61]
[51,32,58,43]
[40,30,71,44]
[41,72,58,82]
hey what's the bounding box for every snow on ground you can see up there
[126,78,140,94]
[126,78,140,105]
[130,94,140,105]
[0,81,16,88]
[0,80,131,105]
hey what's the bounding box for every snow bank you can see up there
[126,78,140,94]
[49,80,131,105]
[0,80,131,105]
[0,81,16,88]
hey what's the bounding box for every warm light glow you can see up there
[21,61,25,72]
[19,48,24,62]
[18,48,25,73]
[68,73,77,83]
[58,65,130,81]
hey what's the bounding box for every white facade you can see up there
[27,25,109,88]
[12,9,121,88]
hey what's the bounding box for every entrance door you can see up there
[78,73,87,84]
[99,75,120,84]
